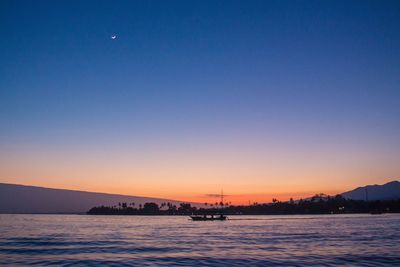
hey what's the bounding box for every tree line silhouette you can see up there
[87,194,400,215]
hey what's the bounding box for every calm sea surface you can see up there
[0,214,400,266]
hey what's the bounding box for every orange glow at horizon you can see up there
[183,191,344,205]
[0,138,399,204]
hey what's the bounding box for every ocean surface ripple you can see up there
[1,214,400,266]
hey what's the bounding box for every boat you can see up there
[190,214,227,221]
[190,189,228,221]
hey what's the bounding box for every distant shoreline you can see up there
[1,212,400,216]
[86,196,400,216]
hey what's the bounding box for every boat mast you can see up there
[221,189,224,207]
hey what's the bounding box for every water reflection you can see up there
[0,214,400,266]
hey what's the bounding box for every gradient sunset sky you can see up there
[1,0,399,204]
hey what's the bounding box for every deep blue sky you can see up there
[1,0,399,198]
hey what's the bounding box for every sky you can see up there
[1,0,400,204]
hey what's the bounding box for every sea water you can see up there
[1,214,399,266]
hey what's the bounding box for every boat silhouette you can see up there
[190,190,228,221]
[190,214,227,221]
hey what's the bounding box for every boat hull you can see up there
[190,215,227,221]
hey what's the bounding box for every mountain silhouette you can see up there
[341,181,400,201]
[0,183,196,214]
